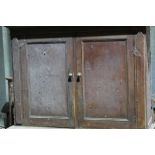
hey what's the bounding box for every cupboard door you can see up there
[75,36,139,128]
[13,38,74,128]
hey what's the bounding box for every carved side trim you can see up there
[134,32,147,128]
[133,32,145,57]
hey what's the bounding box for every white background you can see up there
[0,0,154,26]
[1,130,155,155]
[0,1,155,155]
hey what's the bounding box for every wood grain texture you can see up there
[134,32,147,128]
[83,40,127,118]
[12,34,148,128]
[27,43,68,117]
[75,36,137,128]
[12,38,22,124]
[14,38,74,128]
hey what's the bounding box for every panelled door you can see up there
[13,34,146,128]
[75,35,146,128]
[13,38,75,128]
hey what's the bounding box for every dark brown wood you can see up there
[13,38,75,128]
[75,35,146,128]
[134,32,149,128]
[12,34,148,128]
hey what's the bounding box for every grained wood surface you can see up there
[83,40,127,118]
[13,34,147,128]
[75,36,139,128]
[134,33,147,128]
[14,38,74,128]
[27,43,68,117]
[12,38,22,124]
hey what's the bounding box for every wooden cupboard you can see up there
[12,33,150,128]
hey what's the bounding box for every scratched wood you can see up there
[75,35,146,128]
[12,34,148,129]
[13,38,75,128]
[134,32,148,128]
[12,38,23,124]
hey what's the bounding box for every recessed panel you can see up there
[27,43,68,117]
[83,40,128,119]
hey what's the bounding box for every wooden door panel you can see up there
[84,41,127,119]
[14,38,74,128]
[75,36,137,128]
[27,43,68,117]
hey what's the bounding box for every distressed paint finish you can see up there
[0,27,12,127]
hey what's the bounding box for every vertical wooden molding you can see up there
[12,38,22,124]
[19,40,29,125]
[134,32,147,128]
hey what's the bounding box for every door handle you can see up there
[77,72,82,82]
[68,72,73,82]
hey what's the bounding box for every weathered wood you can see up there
[14,38,75,128]
[134,32,147,128]
[12,38,22,124]
[75,35,147,128]
[12,34,148,128]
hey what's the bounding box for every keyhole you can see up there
[43,51,46,55]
